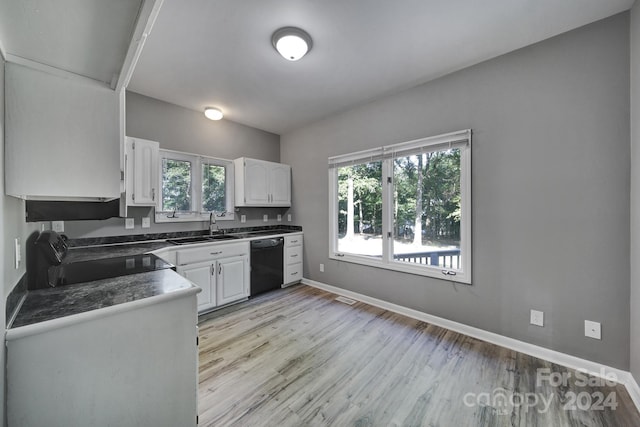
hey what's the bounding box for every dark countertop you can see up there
[10,269,196,329]
[8,226,302,332]
[65,225,302,248]
[64,241,174,263]
[63,228,303,263]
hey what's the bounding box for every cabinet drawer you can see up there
[176,242,249,265]
[285,234,303,247]
[285,262,302,284]
[285,245,303,265]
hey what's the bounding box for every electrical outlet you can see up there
[585,320,601,340]
[263,214,268,222]
[241,214,246,223]
[287,214,292,222]
[142,217,151,228]
[530,309,544,327]
[320,263,325,273]
[125,218,135,229]
[277,214,282,222]
[52,221,64,233]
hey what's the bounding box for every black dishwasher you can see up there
[250,237,284,296]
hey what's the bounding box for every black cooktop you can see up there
[49,254,175,287]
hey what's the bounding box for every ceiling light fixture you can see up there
[271,27,313,61]
[204,107,223,121]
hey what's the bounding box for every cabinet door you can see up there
[178,262,215,310]
[132,139,159,205]
[217,255,248,306]
[5,63,120,200]
[243,159,270,205]
[127,137,159,206]
[269,163,291,206]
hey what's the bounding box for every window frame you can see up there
[328,129,472,284]
[155,149,235,223]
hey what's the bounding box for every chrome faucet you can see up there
[209,212,220,235]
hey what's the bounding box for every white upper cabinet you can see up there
[269,163,291,205]
[234,157,291,207]
[242,159,270,205]
[125,137,159,206]
[5,62,120,201]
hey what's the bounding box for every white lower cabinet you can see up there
[217,256,248,306]
[179,261,216,309]
[176,242,250,313]
[6,294,199,427]
[284,234,304,286]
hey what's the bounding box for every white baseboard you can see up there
[302,277,640,412]
[625,374,640,414]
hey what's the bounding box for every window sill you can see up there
[154,212,235,223]
[328,252,471,284]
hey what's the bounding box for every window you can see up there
[202,162,226,212]
[161,157,192,212]
[156,149,234,222]
[336,161,383,258]
[328,130,472,284]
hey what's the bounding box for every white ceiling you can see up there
[0,1,633,135]
[0,0,143,84]
[128,0,634,135]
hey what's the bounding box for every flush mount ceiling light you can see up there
[271,27,313,61]
[204,107,223,120]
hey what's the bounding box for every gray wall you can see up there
[63,206,294,238]
[630,3,640,382]
[63,92,287,238]
[281,13,630,369]
[126,92,279,161]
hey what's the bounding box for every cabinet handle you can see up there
[218,264,222,275]
[210,264,214,275]
[291,272,297,276]
[291,254,298,258]
[210,251,222,255]
[290,240,298,244]
[152,188,155,201]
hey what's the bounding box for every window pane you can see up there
[392,149,461,269]
[336,162,383,258]
[161,159,192,212]
[202,164,226,212]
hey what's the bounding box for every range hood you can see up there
[26,199,121,222]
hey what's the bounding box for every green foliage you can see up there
[337,148,461,243]
[337,162,382,236]
[161,160,226,213]
[423,149,460,241]
[202,164,226,212]
[162,159,192,211]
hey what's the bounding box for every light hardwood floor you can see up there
[197,285,640,426]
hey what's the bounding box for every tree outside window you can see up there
[329,129,471,283]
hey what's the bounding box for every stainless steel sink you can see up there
[167,235,239,245]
